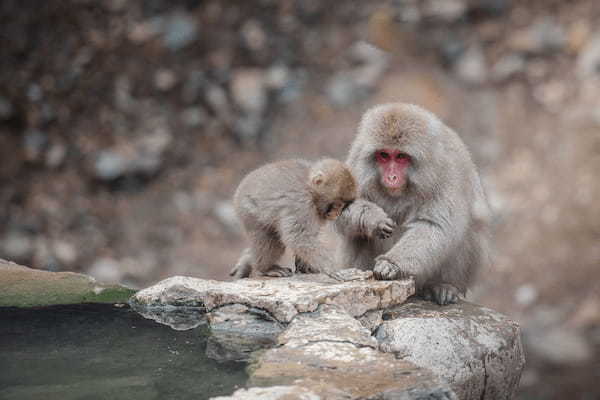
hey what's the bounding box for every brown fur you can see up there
[335,103,491,305]
[231,159,357,278]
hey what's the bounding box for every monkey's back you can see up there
[233,159,315,230]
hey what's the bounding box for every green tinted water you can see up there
[0,304,248,400]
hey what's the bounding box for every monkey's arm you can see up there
[374,203,468,287]
[335,199,396,239]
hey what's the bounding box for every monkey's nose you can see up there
[390,175,398,182]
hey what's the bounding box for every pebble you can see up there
[230,69,267,114]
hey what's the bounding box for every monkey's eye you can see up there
[377,151,390,161]
[396,153,409,161]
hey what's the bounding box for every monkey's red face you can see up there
[375,149,410,195]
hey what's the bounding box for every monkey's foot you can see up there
[230,263,252,279]
[261,265,294,278]
[294,256,320,274]
[423,283,460,305]
[373,217,396,239]
[373,259,411,280]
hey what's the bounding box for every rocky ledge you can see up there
[131,270,524,400]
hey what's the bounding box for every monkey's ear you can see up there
[311,171,324,186]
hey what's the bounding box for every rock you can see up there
[0,259,135,307]
[154,68,177,91]
[45,142,67,168]
[131,274,414,323]
[241,20,267,53]
[422,0,467,22]
[277,304,377,349]
[230,68,267,115]
[376,300,525,400]
[181,70,207,103]
[577,33,600,78]
[265,64,291,90]
[134,305,207,331]
[23,129,48,162]
[206,304,284,362]
[326,71,370,107]
[211,386,320,400]
[454,45,488,85]
[52,240,77,266]
[250,340,456,399]
[153,13,199,51]
[491,54,525,82]
[0,96,14,120]
[180,106,207,128]
[509,18,566,55]
[467,0,510,17]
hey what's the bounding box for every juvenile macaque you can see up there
[231,159,357,278]
[335,103,490,305]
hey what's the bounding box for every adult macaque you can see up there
[231,159,357,278]
[335,103,490,305]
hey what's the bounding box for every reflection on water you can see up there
[0,304,248,400]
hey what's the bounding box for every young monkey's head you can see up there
[309,159,357,220]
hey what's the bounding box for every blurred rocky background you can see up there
[0,0,599,398]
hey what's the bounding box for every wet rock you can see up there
[206,304,283,362]
[509,18,566,55]
[376,300,525,400]
[0,96,14,120]
[131,274,414,323]
[134,305,207,331]
[454,45,488,85]
[577,33,600,78]
[230,68,267,115]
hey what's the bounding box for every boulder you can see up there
[376,300,525,400]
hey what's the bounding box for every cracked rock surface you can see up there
[376,299,525,400]
[131,272,414,323]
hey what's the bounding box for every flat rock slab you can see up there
[131,273,414,323]
[248,341,457,399]
[0,259,135,307]
[376,300,525,400]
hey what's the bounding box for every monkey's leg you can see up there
[422,283,460,305]
[230,248,254,278]
[250,231,292,278]
[294,255,320,274]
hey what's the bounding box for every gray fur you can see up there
[335,103,491,305]
[232,159,356,278]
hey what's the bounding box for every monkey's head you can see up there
[350,103,446,197]
[309,159,357,220]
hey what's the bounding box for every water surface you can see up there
[0,304,248,400]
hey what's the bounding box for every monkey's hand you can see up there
[373,257,414,281]
[372,217,396,239]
